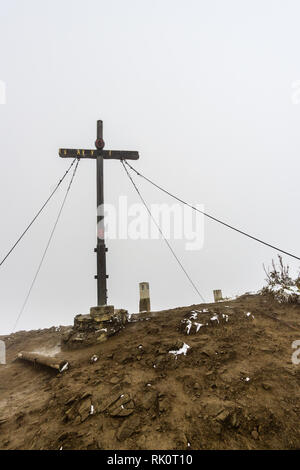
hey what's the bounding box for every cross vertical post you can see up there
[96,120,107,306]
[59,120,139,307]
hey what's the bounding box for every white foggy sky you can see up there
[0,0,300,334]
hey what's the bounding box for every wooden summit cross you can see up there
[59,120,139,306]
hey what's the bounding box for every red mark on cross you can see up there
[98,228,105,239]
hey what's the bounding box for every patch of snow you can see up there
[60,362,69,373]
[288,285,300,294]
[90,405,94,415]
[194,322,204,332]
[210,315,219,323]
[245,312,255,319]
[169,343,190,356]
[264,283,300,303]
[186,319,192,335]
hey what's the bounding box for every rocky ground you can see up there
[1,293,300,450]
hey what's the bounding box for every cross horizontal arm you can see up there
[59,149,139,160]
[103,150,139,160]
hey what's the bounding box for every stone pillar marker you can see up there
[213,289,223,302]
[139,282,151,312]
[0,340,6,365]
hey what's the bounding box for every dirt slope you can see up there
[1,294,300,450]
